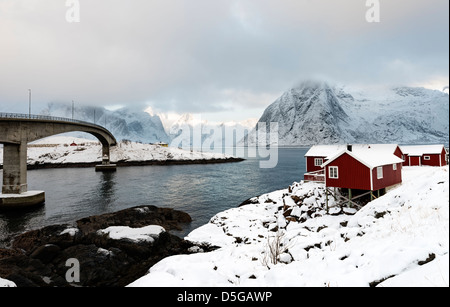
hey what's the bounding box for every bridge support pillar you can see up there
[1,142,44,209]
[95,145,116,172]
[102,145,111,165]
[2,143,28,194]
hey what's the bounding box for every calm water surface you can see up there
[0,148,308,246]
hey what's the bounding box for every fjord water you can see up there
[0,148,308,246]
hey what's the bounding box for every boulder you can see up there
[0,205,202,287]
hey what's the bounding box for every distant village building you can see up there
[152,142,169,147]
[400,144,447,167]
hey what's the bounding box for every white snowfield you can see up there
[0,136,231,166]
[128,166,449,287]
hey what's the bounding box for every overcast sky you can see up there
[0,0,448,122]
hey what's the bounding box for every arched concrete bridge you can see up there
[0,113,117,203]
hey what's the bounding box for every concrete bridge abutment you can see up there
[2,142,28,194]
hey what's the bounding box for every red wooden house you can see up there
[304,145,343,173]
[322,147,404,194]
[400,145,447,167]
[304,144,404,182]
[303,145,343,182]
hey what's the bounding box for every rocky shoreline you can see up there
[18,157,245,170]
[0,205,217,287]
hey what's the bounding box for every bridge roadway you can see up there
[0,113,117,208]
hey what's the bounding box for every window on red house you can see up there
[329,166,338,179]
[377,166,383,179]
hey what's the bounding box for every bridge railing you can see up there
[0,112,107,130]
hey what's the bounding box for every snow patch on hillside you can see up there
[0,136,232,166]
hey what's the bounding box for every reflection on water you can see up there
[0,148,308,246]
[92,171,117,211]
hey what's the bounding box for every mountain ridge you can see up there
[38,81,449,147]
[40,103,171,144]
[245,81,449,146]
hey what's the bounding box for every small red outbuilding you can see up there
[400,145,447,167]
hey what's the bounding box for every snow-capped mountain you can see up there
[145,107,257,149]
[40,80,449,148]
[39,103,256,148]
[167,113,257,149]
[246,80,449,146]
[40,103,170,144]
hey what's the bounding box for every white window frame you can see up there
[393,163,397,170]
[329,166,338,179]
[423,155,430,160]
[314,158,323,166]
[377,166,383,179]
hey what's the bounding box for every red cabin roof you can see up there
[322,148,404,169]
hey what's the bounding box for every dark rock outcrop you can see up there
[0,205,214,287]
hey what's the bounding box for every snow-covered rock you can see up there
[0,277,16,287]
[98,225,165,243]
[376,253,449,287]
[128,166,449,287]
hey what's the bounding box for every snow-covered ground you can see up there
[128,166,449,287]
[0,136,232,166]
